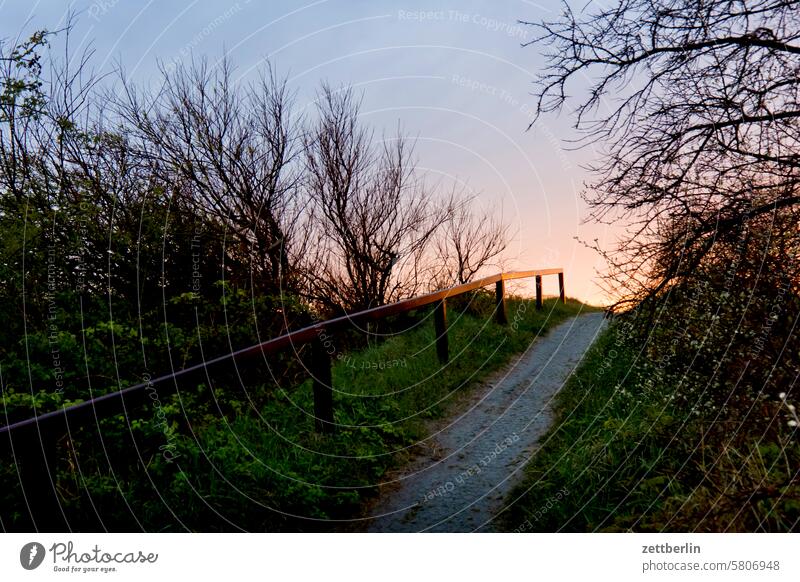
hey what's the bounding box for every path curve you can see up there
[365,312,607,532]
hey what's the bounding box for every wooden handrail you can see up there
[0,268,564,530]
[0,269,564,438]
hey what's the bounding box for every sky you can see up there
[0,0,616,305]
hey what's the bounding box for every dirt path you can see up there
[364,312,607,532]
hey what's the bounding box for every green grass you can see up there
[499,316,800,532]
[93,295,594,531]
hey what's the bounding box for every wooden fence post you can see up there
[495,279,507,325]
[535,275,543,310]
[311,337,334,433]
[434,300,449,364]
[558,272,566,303]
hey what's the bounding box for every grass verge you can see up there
[500,317,800,532]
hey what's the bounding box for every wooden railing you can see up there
[0,268,563,529]
[1,268,563,439]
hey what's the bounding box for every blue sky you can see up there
[1,0,613,303]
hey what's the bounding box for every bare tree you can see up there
[116,58,302,292]
[525,0,800,307]
[303,84,450,312]
[431,193,509,287]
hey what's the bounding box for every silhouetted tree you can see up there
[432,194,509,287]
[303,84,451,312]
[116,58,303,293]
[526,0,800,305]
